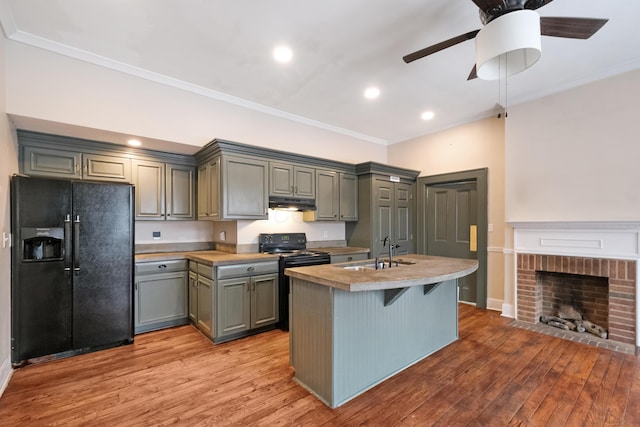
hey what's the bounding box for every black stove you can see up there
[259,233,331,330]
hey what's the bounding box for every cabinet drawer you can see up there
[197,263,213,279]
[330,253,369,264]
[217,261,278,279]
[136,259,188,274]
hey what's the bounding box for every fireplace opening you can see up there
[538,271,609,337]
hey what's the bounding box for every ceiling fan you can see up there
[403,0,608,80]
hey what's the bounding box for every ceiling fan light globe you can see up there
[475,10,542,80]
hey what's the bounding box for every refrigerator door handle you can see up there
[73,215,80,275]
[64,214,72,272]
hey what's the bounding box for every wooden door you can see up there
[426,181,478,303]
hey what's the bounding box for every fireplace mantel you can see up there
[509,221,640,350]
[508,220,640,260]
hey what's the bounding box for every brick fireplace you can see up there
[511,221,640,351]
[516,253,636,345]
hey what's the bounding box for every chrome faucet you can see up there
[383,236,395,268]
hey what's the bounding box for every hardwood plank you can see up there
[0,304,638,426]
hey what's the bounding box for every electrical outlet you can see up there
[323,231,329,239]
[219,231,226,241]
[2,232,10,249]
[488,224,494,232]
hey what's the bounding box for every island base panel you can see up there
[290,278,458,408]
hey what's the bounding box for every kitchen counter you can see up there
[288,253,477,408]
[135,250,280,265]
[310,246,370,256]
[285,254,477,292]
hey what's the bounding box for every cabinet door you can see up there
[197,275,213,338]
[251,273,278,329]
[84,154,131,182]
[132,160,165,220]
[269,163,294,197]
[188,271,198,323]
[223,156,268,219]
[394,182,414,255]
[217,277,251,336]
[373,177,394,257]
[339,173,358,221]
[134,271,188,334]
[22,146,82,179]
[197,162,210,219]
[293,166,315,198]
[315,169,339,221]
[166,164,195,220]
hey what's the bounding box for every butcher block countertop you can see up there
[135,250,279,265]
[285,254,478,292]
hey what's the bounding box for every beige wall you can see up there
[505,69,640,221]
[1,32,19,394]
[388,117,506,310]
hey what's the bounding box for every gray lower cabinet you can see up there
[189,262,214,339]
[216,261,278,342]
[134,260,189,334]
[330,253,369,264]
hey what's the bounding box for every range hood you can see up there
[268,196,317,212]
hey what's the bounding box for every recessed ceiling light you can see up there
[128,139,142,147]
[421,111,435,121]
[273,46,293,63]
[364,87,380,99]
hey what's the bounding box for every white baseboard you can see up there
[0,355,13,398]
[501,303,515,318]
[486,298,503,312]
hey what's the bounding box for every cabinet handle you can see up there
[347,256,353,261]
[247,266,255,272]
[158,264,167,269]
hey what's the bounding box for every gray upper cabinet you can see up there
[197,157,220,220]
[346,163,420,258]
[222,155,269,219]
[314,169,339,220]
[84,153,132,182]
[166,163,196,220]
[132,159,165,220]
[306,170,358,222]
[132,160,196,221]
[21,146,131,182]
[339,172,358,221]
[269,162,315,199]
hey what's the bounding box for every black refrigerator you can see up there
[11,175,134,365]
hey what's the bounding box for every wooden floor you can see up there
[1,304,638,426]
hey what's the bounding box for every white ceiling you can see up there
[1,0,640,147]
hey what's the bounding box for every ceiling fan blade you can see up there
[540,17,609,39]
[467,65,477,81]
[524,0,554,10]
[403,30,480,64]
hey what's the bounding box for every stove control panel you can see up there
[259,233,307,252]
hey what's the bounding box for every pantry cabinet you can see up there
[346,162,419,258]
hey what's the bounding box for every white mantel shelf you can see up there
[508,220,640,260]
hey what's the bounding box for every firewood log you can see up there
[581,320,608,339]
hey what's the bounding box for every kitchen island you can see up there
[285,254,478,408]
